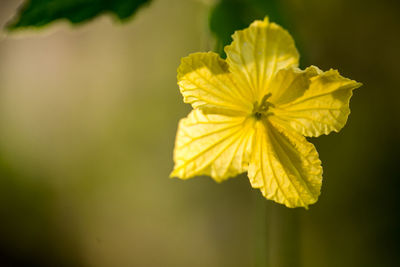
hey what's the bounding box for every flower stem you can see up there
[254,195,301,267]
[254,194,268,267]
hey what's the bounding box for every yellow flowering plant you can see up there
[170,17,361,208]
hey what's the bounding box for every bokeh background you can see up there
[0,0,399,266]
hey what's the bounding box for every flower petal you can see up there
[267,66,319,106]
[247,119,322,208]
[170,109,255,182]
[225,17,299,102]
[177,52,253,116]
[272,67,362,137]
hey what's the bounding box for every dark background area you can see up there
[0,0,399,266]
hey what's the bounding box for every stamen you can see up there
[260,93,272,107]
[252,93,274,120]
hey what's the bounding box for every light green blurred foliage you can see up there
[0,0,399,267]
[0,1,257,266]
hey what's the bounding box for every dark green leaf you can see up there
[7,0,151,30]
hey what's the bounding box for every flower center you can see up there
[252,93,274,120]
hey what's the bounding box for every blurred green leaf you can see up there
[7,0,151,30]
[209,0,288,58]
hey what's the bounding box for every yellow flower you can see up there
[170,17,361,208]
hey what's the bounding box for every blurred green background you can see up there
[0,0,399,266]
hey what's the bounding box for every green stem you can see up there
[254,194,268,267]
[255,196,301,267]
